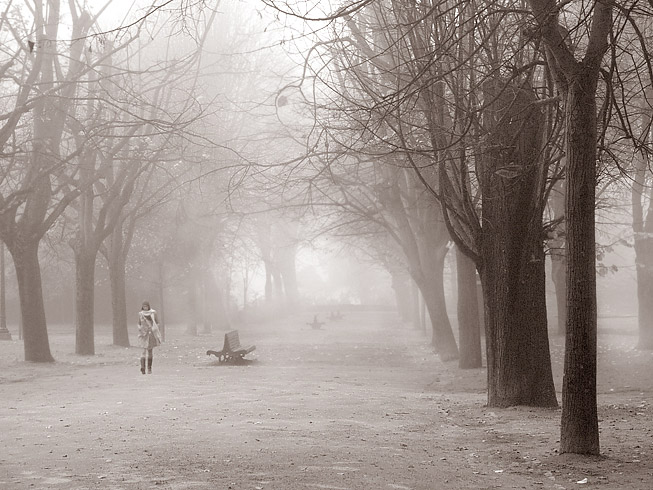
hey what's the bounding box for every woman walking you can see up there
[138,301,162,374]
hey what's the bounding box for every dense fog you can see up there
[2,1,653,469]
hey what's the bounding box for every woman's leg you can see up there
[140,349,147,374]
[147,348,153,373]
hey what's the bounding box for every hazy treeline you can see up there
[2,0,653,457]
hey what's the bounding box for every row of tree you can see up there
[0,1,222,358]
[0,0,312,359]
[3,0,653,458]
[260,0,653,455]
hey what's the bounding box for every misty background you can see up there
[0,0,638,333]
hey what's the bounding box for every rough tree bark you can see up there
[527,0,612,455]
[456,247,481,369]
[559,70,600,455]
[12,241,53,361]
[478,80,557,408]
[412,246,457,358]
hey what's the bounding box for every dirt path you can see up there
[0,311,652,489]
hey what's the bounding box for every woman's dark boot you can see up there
[147,357,153,374]
[140,357,146,375]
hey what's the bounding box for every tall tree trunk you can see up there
[157,262,166,342]
[279,245,299,308]
[109,249,129,347]
[415,246,458,361]
[10,0,84,361]
[75,249,96,355]
[526,0,610,455]
[186,274,199,336]
[560,73,599,455]
[633,88,653,350]
[410,280,421,330]
[12,241,54,362]
[456,247,481,369]
[481,241,556,406]
[105,224,130,347]
[0,0,87,362]
[633,178,653,349]
[390,269,411,322]
[550,250,567,334]
[212,278,230,331]
[419,292,427,333]
[73,175,97,356]
[202,268,212,334]
[549,181,567,335]
[380,167,458,359]
[418,279,457,360]
[634,234,653,349]
[264,261,273,303]
[242,268,249,316]
[416,201,457,359]
[479,80,557,408]
[272,269,284,302]
[0,241,11,340]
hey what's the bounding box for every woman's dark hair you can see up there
[142,301,150,310]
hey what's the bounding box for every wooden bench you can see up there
[206,330,256,363]
[307,315,325,330]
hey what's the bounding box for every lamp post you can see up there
[0,241,12,340]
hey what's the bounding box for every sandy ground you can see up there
[0,310,652,490]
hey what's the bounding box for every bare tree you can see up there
[68,35,210,353]
[0,2,96,361]
[288,0,557,402]
[526,0,613,456]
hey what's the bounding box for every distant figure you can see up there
[138,301,162,374]
[307,314,325,330]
